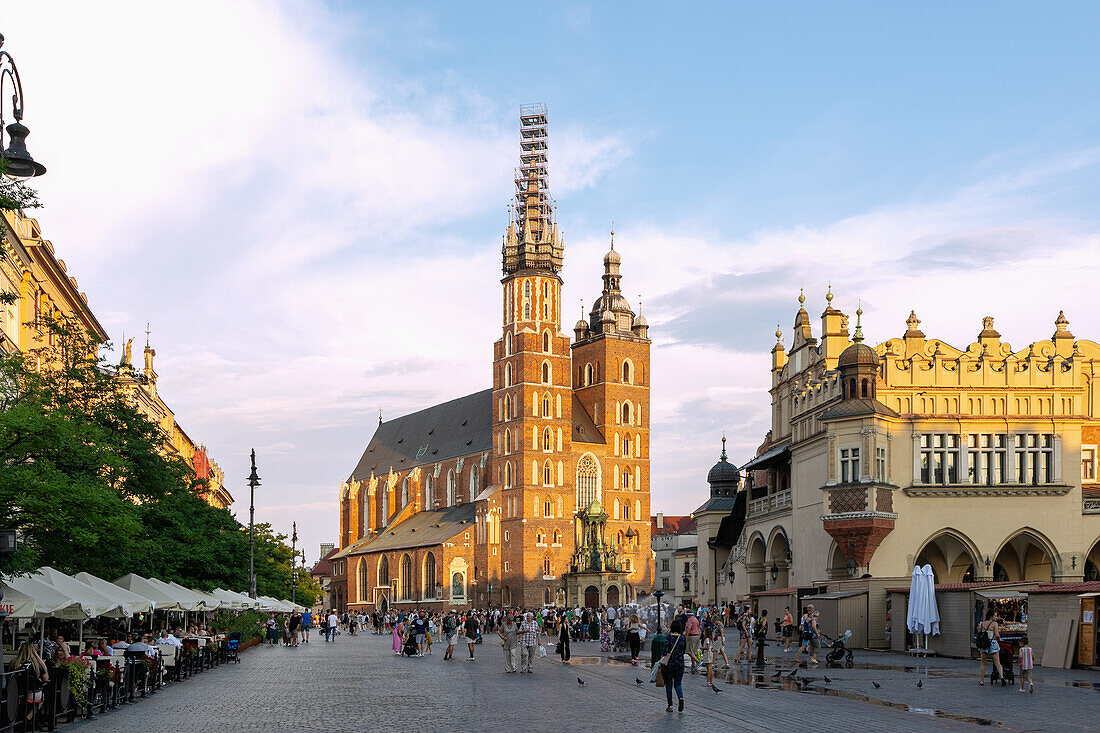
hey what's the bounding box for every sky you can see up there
[4,1,1100,565]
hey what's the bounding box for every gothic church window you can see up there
[542,361,551,384]
[543,392,551,417]
[447,470,456,506]
[584,363,593,386]
[622,360,632,383]
[505,331,512,355]
[544,460,553,485]
[424,554,436,598]
[401,477,408,507]
[576,454,599,507]
[543,427,553,452]
[470,465,480,496]
[543,331,551,352]
[505,363,512,387]
[425,475,434,508]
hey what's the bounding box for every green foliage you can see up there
[212,610,266,642]
[0,314,302,601]
[0,158,40,213]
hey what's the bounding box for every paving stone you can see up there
[66,633,1099,732]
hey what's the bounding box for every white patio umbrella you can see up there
[114,574,188,612]
[0,581,40,618]
[162,581,211,612]
[906,563,940,653]
[2,574,91,619]
[212,588,261,610]
[75,572,156,614]
[33,567,131,618]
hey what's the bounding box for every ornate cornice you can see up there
[903,484,1071,498]
[821,511,898,522]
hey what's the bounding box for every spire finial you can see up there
[798,288,805,307]
[638,293,643,316]
[826,283,833,305]
[580,299,584,318]
[720,435,727,461]
[853,300,864,343]
[378,407,383,426]
[775,322,783,343]
[145,322,151,348]
[610,220,615,249]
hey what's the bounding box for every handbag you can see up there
[538,644,547,658]
[654,665,665,687]
[555,641,562,655]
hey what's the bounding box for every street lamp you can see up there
[487,581,493,608]
[0,34,45,179]
[845,541,857,579]
[653,589,665,632]
[247,449,261,599]
[770,562,779,585]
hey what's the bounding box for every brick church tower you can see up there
[492,104,575,608]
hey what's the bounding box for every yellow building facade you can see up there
[709,292,1100,607]
[0,208,231,510]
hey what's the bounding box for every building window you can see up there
[622,401,632,425]
[447,470,456,506]
[543,461,553,486]
[919,433,959,485]
[968,434,1006,485]
[542,393,550,417]
[662,578,671,590]
[623,434,632,457]
[624,558,632,572]
[470,465,480,497]
[543,427,553,452]
[543,557,552,576]
[543,331,551,352]
[524,303,530,319]
[584,363,593,386]
[576,454,600,507]
[504,363,512,387]
[542,362,551,384]
[1084,445,1097,482]
[622,502,632,521]
[840,447,861,483]
[661,559,670,572]
[621,469,631,489]
[400,554,412,600]
[622,360,632,383]
[1015,433,1054,484]
[876,447,886,480]
[401,477,408,507]
[504,561,510,572]
[424,554,436,598]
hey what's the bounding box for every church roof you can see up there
[571,394,604,444]
[340,503,477,557]
[820,398,900,420]
[349,389,493,481]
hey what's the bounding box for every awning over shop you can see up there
[975,589,1028,600]
[740,442,791,471]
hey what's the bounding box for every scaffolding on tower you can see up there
[504,102,563,274]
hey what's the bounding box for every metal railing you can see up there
[748,489,792,516]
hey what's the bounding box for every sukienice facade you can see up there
[696,290,1100,647]
[334,105,653,612]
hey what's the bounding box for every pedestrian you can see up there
[755,609,769,663]
[301,610,312,643]
[977,607,1004,686]
[701,629,714,686]
[1017,635,1034,693]
[288,612,301,647]
[684,609,701,673]
[712,622,729,668]
[518,612,540,673]
[393,618,405,656]
[736,610,752,662]
[412,612,427,656]
[463,612,480,661]
[327,609,339,642]
[662,619,687,713]
[442,611,458,661]
[557,613,571,664]
[498,614,519,673]
[627,613,642,665]
[793,607,812,666]
[781,606,794,652]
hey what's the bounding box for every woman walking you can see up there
[977,608,1004,686]
[662,619,688,713]
[557,614,572,664]
[392,617,405,655]
[627,613,642,665]
[712,622,729,668]
[498,614,519,673]
[781,606,794,652]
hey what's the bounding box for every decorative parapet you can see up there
[1084,498,1100,515]
[748,489,792,517]
[820,510,898,522]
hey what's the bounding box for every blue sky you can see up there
[5,1,1100,564]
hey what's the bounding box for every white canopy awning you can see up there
[189,589,226,611]
[75,572,156,614]
[212,588,262,610]
[0,582,39,618]
[258,596,292,613]
[2,575,91,619]
[33,567,131,618]
[114,574,190,612]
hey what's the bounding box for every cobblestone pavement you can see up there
[68,633,1099,732]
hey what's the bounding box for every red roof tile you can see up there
[887,581,1035,594]
[650,515,696,536]
[1029,581,1100,594]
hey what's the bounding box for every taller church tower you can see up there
[492,104,575,608]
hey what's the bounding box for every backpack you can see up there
[973,627,991,651]
[443,616,457,635]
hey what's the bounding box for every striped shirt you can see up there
[1018,645,1034,670]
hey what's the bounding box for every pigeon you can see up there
[711,684,722,694]
[770,671,782,679]
[872,681,881,689]
[823,675,832,684]
[786,668,799,678]
[577,678,585,686]
[635,678,644,685]
[917,679,923,689]
[801,676,816,684]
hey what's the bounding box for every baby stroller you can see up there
[225,632,242,663]
[823,629,855,668]
[402,634,419,657]
[613,627,629,653]
[991,640,1015,685]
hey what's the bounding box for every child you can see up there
[701,629,714,686]
[1017,635,1034,693]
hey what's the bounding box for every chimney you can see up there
[656,512,664,529]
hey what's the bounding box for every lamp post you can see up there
[290,522,298,604]
[653,589,665,632]
[0,34,46,179]
[247,449,261,599]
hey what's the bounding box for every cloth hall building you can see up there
[694,291,1100,651]
[332,106,653,612]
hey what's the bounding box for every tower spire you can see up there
[720,435,727,461]
[503,103,562,274]
[853,301,864,343]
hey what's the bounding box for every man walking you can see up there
[684,609,701,673]
[442,611,458,661]
[518,612,541,674]
[326,609,339,642]
[301,610,311,643]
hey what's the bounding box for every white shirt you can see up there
[157,635,183,648]
[327,614,338,627]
